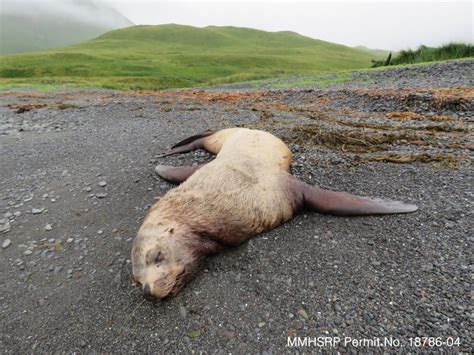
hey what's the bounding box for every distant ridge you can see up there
[354,46,394,60]
[0,0,134,54]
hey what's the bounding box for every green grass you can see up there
[267,74,351,88]
[372,43,473,67]
[0,24,375,90]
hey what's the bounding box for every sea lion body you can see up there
[149,128,295,246]
[132,128,418,300]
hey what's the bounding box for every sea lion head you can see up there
[131,224,198,300]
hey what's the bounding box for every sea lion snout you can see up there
[142,284,155,301]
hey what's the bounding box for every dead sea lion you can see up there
[132,128,418,300]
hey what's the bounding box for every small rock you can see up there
[79,339,86,348]
[84,187,92,192]
[113,272,121,286]
[4,212,13,218]
[2,239,11,249]
[98,181,107,187]
[24,249,32,256]
[13,211,21,217]
[187,330,201,338]
[258,322,266,327]
[66,238,74,243]
[1,222,11,233]
[38,298,47,306]
[440,324,450,331]
[32,208,44,215]
[298,308,309,320]
[45,224,52,231]
[223,330,235,338]
[96,193,108,199]
[97,229,103,235]
[179,305,187,318]
[421,264,433,271]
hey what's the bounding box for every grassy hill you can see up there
[0,0,133,55]
[0,24,375,90]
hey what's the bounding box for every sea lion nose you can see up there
[142,284,155,301]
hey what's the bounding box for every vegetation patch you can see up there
[372,43,473,67]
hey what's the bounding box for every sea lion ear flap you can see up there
[158,130,215,157]
[294,179,418,216]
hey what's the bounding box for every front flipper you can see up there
[158,131,215,157]
[155,164,205,184]
[295,179,418,216]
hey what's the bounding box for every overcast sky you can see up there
[4,1,473,50]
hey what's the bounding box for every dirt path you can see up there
[0,60,472,352]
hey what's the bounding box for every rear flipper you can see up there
[295,179,418,216]
[158,130,215,157]
[155,164,205,184]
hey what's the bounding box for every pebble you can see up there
[223,330,235,338]
[2,239,11,249]
[4,212,13,218]
[32,208,44,215]
[24,249,32,256]
[96,193,108,199]
[98,181,107,187]
[1,222,11,233]
[112,272,121,286]
[179,305,187,318]
[440,324,450,331]
[14,211,21,217]
[298,308,309,320]
[66,238,74,243]
[45,224,52,231]
[97,229,103,235]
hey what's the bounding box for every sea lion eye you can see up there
[155,251,165,265]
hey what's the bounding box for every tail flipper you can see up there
[295,179,418,216]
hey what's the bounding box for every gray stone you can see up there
[2,239,11,249]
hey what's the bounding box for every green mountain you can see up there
[0,0,133,55]
[0,24,375,90]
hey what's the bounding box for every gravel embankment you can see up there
[0,60,472,353]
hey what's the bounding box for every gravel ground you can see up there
[0,60,472,353]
